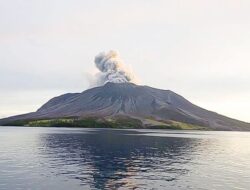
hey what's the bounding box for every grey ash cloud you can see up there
[91,50,137,87]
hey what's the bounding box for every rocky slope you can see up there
[0,82,249,131]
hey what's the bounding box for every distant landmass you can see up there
[0,82,249,131]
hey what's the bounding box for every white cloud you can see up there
[0,0,250,122]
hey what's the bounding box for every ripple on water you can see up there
[0,127,250,190]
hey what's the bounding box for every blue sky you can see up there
[0,0,250,122]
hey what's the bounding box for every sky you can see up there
[0,0,250,122]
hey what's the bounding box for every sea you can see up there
[0,127,249,190]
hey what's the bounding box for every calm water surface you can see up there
[0,127,249,190]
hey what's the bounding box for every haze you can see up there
[0,0,249,122]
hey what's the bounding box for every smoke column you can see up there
[91,50,137,87]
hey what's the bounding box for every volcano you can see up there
[0,82,249,131]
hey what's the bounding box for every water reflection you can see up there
[39,129,199,189]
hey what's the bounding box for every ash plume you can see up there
[89,50,137,87]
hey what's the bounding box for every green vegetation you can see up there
[3,120,31,126]
[106,116,144,128]
[3,117,144,128]
[27,118,108,128]
[144,118,208,130]
[3,116,208,130]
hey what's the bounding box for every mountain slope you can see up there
[0,82,249,131]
